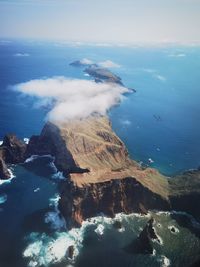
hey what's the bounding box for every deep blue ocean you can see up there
[0,39,200,267]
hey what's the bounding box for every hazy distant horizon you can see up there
[1,0,200,45]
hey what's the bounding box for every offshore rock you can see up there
[124,218,158,254]
[0,134,27,164]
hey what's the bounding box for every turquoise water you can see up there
[0,39,200,266]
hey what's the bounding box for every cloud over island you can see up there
[13,77,129,123]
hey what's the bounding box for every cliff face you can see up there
[59,177,169,228]
[0,134,27,179]
[26,116,170,227]
[2,116,199,227]
[1,134,27,164]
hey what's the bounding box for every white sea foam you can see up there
[0,168,15,186]
[25,154,54,163]
[0,193,7,204]
[25,155,40,163]
[24,211,151,266]
[24,138,30,144]
[152,226,163,245]
[94,224,105,235]
[0,140,3,146]
[45,211,66,230]
[34,188,40,193]
[159,255,171,267]
[148,158,154,164]
[49,194,60,208]
[24,229,84,266]
[168,225,179,234]
[45,193,66,231]
[51,171,65,180]
[157,223,162,228]
[50,162,65,180]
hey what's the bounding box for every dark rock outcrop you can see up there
[84,65,123,85]
[26,122,89,175]
[0,134,27,164]
[124,218,158,254]
[169,170,200,222]
[67,245,75,259]
[0,157,10,180]
[0,134,27,180]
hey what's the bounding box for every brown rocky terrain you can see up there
[26,116,170,226]
[1,116,200,227]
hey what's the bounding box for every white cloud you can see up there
[98,60,120,68]
[80,58,93,65]
[13,77,130,123]
[14,53,30,57]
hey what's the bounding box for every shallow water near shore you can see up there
[0,39,200,266]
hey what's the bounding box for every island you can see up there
[1,115,200,228]
[70,59,136,91]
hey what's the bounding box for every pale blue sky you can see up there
[0,0,200,44]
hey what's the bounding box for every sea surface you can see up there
[0,39,200,267]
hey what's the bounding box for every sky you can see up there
[0,0,200,44]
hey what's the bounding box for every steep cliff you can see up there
[26,116,170,227]
[0,134,27,179]
[0,157,10,180]
[1,116,199,227]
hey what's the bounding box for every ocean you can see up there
[0,39,200,267]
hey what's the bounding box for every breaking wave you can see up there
[0,168,15,186]
[23,212,150,267]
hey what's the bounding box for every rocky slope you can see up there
[1,116,200,227]
[26,116,170,227]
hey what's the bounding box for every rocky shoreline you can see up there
[1,116,200,229]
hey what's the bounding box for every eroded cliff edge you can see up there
[25,115,195,227]
[1,116,200,227]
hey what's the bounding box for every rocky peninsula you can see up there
[1,116,200,227]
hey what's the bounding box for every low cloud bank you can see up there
[14,77,129,123]
[98,60,120,68]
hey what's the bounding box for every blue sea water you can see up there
[0,39,200,174]
[0,39,200,267]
